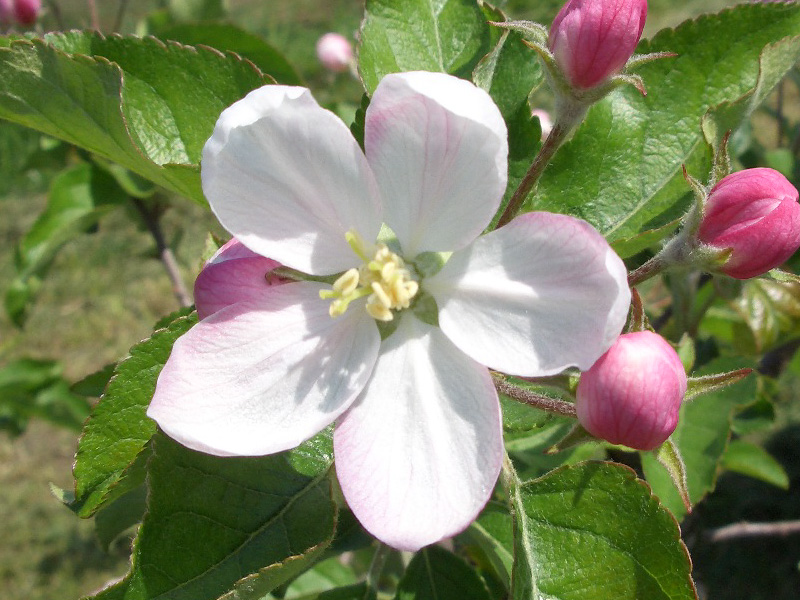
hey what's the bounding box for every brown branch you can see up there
[113,0,130,32]
[493,375,577,418]
[130,198,192,309]
[86,0,100,30]
[495,120,572,229]
[707,520,800,543]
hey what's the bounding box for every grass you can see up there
[0,0,788,599]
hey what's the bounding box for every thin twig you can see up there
[493,375,577,418]
[495,120,572,229]
[86,0,100,30]
[707,520,800,543]
[130,198,192,308]
[45,0,65,30]
[113,0,130,33]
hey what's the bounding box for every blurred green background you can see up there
[3,1,798,599]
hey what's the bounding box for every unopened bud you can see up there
[697,168,800,279]
[576,331,686,451]
[548,0,647,89]
[0,0,13,24]
[315,32,353,73]
[13,0,40,26]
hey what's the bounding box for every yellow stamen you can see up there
[322,235,419,321]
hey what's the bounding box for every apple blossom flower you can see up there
[316,32,353,73]
[697,168,800,279]
[548,0,647,89]
[147,71,630,550]
[576,331,686,451]
[12,0,40,26]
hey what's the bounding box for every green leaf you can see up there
[534,3,800,242]
[94,482,148,551]
[651,439,691,513]
[396,546,491,600]
[701,35,800,153]
[297,583,376,600]
[510,462,697,600]
[472,12,543,228]
[721,439,790,489]
[358,0,492,95]
[282,557,359,598]
[0,32,270,203]
[5,162,125,326]
[90,432,337,600]
[459,502,514,591]
[168,0,225,21]
[156,23,302,85]
[0,358,90,435]
[641,357,758,520]
[70,311,198,517]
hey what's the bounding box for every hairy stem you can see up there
[130,198,192,309]
[493,375,577,418]
[86,0,100,30]
[113,0,130,32]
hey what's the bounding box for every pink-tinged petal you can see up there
[207,238,262,264]
[194,256,282,320]
[426,212,630,377]
[334,316,503,551]
[365,72,508,256]
[202,85,382,276]
[148,282,380,456]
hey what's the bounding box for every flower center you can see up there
[320,231,419,321]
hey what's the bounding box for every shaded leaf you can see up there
[721,439,789,489]
[396,546,491,600]
[91,432,337,600]
[511,462,697,600]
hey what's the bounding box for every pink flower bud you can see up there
[0,0,13,24]
[576,331,686,451]
[316,32,353,73]
[548,0,647,89]
[13,0,40,26]
[697,168,800,279]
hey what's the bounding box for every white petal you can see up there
[334,316,503,551]
[202,85,382,275]
[426,212,631,377]
[365,72,508,256]
[148,282,380,456]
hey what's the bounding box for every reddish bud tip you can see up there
[13,0,40,26]
[548,0,647,89]
[698,168,800,279]
[315,32,353,73]
[576,331,686,451]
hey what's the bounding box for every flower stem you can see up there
[366,542,390,593]
[627,253,668,286]
[493,375,577,418]
[495,119,573,229]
